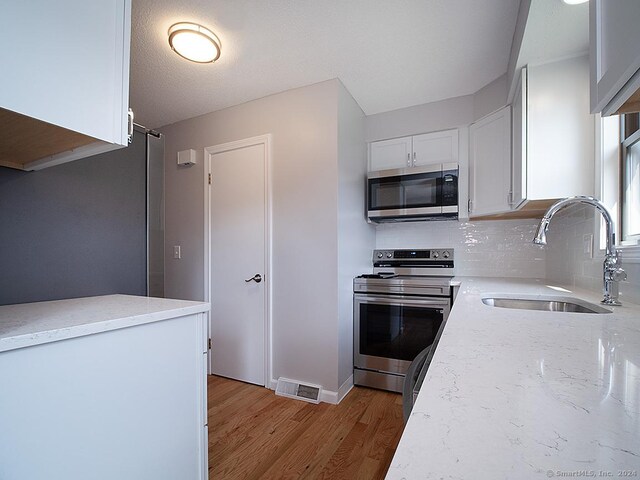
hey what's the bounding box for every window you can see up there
[621,113,640,244]
[596,114,640,262]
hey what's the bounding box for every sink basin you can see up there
[481,296,611,314]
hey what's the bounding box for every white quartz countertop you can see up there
[387,277,640,479]
[0,295,210,353]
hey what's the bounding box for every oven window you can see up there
[359,303,443,361]
[368,171,441,210]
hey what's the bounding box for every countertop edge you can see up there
[0,298,210,353]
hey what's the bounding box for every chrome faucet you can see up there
[533,196,627,306]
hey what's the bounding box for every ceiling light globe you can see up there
[168,22,221,64]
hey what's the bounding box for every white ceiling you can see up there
[517,0,589,69]
[130,0,520,129]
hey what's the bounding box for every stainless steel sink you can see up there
[481,296,612,314]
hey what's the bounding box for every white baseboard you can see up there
[337,375,354,404]
[268,376,354,405]
[319,389,338,405]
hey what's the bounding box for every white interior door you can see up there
[209,142,266,386]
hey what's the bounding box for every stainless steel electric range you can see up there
[353,249,455,393]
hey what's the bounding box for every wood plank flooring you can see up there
[208,375,404,480]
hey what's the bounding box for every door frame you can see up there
[203,134,273,387]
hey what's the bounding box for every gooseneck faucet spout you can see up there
[533,196,627,306]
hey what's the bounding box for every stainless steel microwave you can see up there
[366,163,458,222]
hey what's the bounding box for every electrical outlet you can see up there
[583,234,593,258]
[173,245,181,259]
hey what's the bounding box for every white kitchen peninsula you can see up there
[0,294,209,480]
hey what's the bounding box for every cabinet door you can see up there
[0,0,131,146]
[412,129,459,167]
[469,107,512,217]
[369,136,413,171]
[590,0,640,115]
[528,57,594,200]
[511,67,527,208]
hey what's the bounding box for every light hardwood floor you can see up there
[208,375,404,479]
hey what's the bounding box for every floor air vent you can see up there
[275,377,322,404]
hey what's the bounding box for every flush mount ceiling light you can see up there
[562,0,588,5]
[168,22,221,63]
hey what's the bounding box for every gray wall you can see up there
[337,83,375,390]
[473,74,508,121]
[161,79,349,394]
[365,95,475,143]
[364,73,509,145]
[0,132,147,305]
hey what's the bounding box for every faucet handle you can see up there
[611,267,627,282]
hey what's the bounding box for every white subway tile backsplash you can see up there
[373,212,638,304]
[375,219,545,278]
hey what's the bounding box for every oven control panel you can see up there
[373,249,454,262]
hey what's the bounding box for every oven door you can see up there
[354,293,450,375]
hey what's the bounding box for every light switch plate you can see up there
[173,245,181,259]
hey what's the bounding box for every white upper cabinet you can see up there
[469,106,512,217]
[511,67,527,209]
[471,58,594,219]
[0,0,132,171]
[368,136,413,170]
[412,130,459,167]
[369,129,458,171]
[590,0,640,116]
[526,57,594,202]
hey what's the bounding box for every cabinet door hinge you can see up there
[208,338,212,350]
[208,173,212,185]
[127,108,134,144]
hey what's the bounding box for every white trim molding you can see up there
[320,375,354,405]
[337,375,354,404]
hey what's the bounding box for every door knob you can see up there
[245,274,262,283]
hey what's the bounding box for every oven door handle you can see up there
[354,294,449,308]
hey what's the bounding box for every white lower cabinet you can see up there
[0,312,208,480]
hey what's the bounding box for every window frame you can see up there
[620,115,640,245]
[594,114,640,264]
